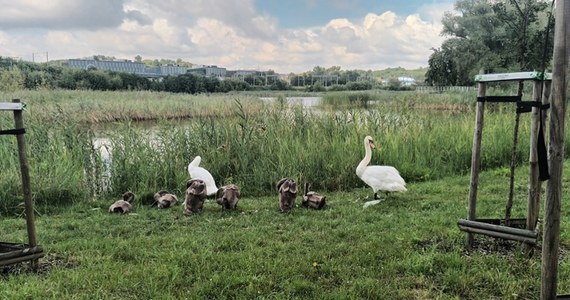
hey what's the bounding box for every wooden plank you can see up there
[0,246,43,260]
[475,71,552,82]
[475,218,527,226]
[0,253,45,267]
[458,226,536,244]
[458,219,537,238]
[0,102,24,111]
[541,1,570,299]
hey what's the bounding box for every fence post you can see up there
[467,72,486,248]
[11,99,38,268]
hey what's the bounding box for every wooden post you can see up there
[541,0,569,298]
[505,80,524,225]
[467,71,486,248]
[11,99,38,268]
[534,79,551,227]
[527,81,542,232]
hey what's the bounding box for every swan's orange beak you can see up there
[369,141,376,149]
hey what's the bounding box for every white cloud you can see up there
[0,0,448,73]
[417,2,455,23]
[0,0,126,29]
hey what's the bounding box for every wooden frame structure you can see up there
[0,99,43,268]
[458,72,551,248]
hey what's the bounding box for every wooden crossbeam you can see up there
[0,253,45,267]
[457,219,538,244]
[0,102,24,111]
[475,71,552,82]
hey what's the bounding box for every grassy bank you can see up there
[1,163,569,299]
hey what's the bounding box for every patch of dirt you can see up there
[415,235,570,262]
[0,254,78,277]
[462,236,532,256]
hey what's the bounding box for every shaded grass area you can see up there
[1,164,570,299]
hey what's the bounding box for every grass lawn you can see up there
[1,164,570,299]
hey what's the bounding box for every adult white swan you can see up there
[187,156,218,196]
[356,136,407,204]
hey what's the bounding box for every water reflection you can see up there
[259,96,321,108]
[92,137,112,192]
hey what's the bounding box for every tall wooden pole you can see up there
[12,99,38,269]
[541,1,570,298]
[527,81,542,236]
[467,70,486,248]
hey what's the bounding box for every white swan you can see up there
[187,156,218,196]
[356,135,407,203]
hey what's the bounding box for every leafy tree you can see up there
[312,66,326,75]
[426,0,553,86]
[25,70,54,89]
[269,79,290,91]
[57,68,78,89]
[0,66,25,91]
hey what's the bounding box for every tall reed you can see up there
[98,99,540,198]
[0,117,93,214]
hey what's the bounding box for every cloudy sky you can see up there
[0,0,455,74]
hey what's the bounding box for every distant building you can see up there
[187,65,227,78]
[227,69,260,78]
[156,64,189,76]
[65,58,188,78]
[65,58,289,82]
[397,75,416,86]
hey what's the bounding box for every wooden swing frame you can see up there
[0,99,43,268]
[458,72,551,248]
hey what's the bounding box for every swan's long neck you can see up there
[356,139,372,175]
[189,156,201,168]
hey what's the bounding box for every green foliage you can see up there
[321,92,372,109]
[427,0,554,86]
[0,67,25,92]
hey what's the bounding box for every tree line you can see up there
[0,58,273,93]
[0,57,418,93]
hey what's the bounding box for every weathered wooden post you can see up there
[0,99,42,269]
[12,99,38,268]
[541,0,569,298]
[527,81,542,234]
[467,70,486,248]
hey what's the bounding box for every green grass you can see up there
[1,88,570,298]
[1,163,570,299]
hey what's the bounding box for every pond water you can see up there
[259,96,321,108]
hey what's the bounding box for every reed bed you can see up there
[0,88,562,214]
[0,89,263,124]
